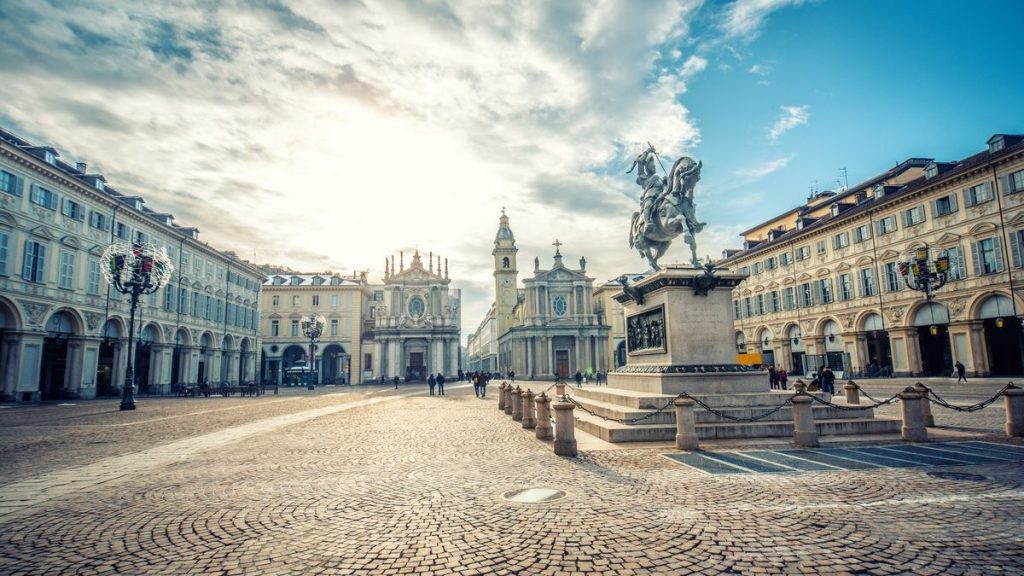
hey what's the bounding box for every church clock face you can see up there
[552,295,567,316]
[408,296,425,318]
[502,277,513,287]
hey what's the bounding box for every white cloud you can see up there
[747,63,771,76]
[767,105,810,141]
[722,0,808,40]
[737,157,790,178]
[0,0,712,340]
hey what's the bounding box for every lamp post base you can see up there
[120,385,137,410]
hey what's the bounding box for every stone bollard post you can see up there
[1004,384,1024,437]
[899,388,928,442]
[553,398,577,457]
[844,380,861,405]
[535,392,553,440]
[503,385,514,415]
[522,389,537,429]
[913,382,935,427]
[673,397,699,450]
[512,386,524,421]
[498,383,507,411]
[790,393,819,447]
[556,381,565,397]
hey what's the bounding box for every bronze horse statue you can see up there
[627,149,704,271]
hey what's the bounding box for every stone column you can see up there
[503,385,513,415]
[0,334,19,402]
[674,397,699,450]
[844,380,860,405]
[791,393,819,447]
[899,388,928,442]
[535,392,553,440]
[553,399,577,456]
[548,337,554,377]
[511,386,523,421]
[967,320,989,375]
[913,382,935,427]
[853,332,869,375]
[1004,385,1024,437]
[522,389,536,429]
[64,339,84,397]
[903,328,923,376]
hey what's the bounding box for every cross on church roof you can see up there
[552,239,563,257]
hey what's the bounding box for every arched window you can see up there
[501,256,510,268]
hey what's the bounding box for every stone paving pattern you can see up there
[1,379,1022,575]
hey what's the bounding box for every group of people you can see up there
[769,364,836,394]
[469,371,490,398]
[767,365,789,390]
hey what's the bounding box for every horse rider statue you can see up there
[627,145,705,270]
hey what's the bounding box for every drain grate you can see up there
[501,488,566,503]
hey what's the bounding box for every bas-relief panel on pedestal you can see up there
[626,305,666,355]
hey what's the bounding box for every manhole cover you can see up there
[927,471,988,482]
[501,488,566,503]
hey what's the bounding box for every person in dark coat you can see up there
[393,375,399,389]
[428,374,436,396]
[574,370,583,387]
[436,373,446,395]
[768,365,779,390]
[472,372,480,397]
[955,361,967,383]
[820,366,836,395]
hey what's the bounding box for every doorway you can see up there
[555,350,570,379]
[408,352,424,381]
[985,317,1024,376]
[917,325,952,376]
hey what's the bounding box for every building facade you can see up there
[488,212,607,379]
[0,127,262,402]
[465,304,497,374]
[591,274,644,374]
[371,250,460,381]
[259,273,369,385]
[720,134,1024,378]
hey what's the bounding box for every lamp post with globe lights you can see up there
[898,245,949,300]
[100,242,173,410]
[301,313,326,390]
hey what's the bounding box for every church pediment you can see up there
[535,268,583,283]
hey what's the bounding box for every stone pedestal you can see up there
[553,400,577,456]
[535,392,553,440]
[844,381,860,405]
[522,389,536,429]
[900,390,928,442]
[791,394,819,447]
[673,398,699,450]
[512,386,523,421]
[1005,386,1024,437]
[607,267,762,395]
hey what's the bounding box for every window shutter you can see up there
[22,241,33,279]
[963,187,974,208]
[14,176,23,197]
[948,193,958,213]
[36,244,46,282]
[971,241,981,276]
[811,282,822,304]
[999,175,1011,195]
[994,236,1006,272]
[1010,231,1022,268]
[930,199,939,218]
[49,193,58,210]
[901,210,910,228]
[916,206,926,223]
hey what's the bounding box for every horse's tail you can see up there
[629,212,640,249]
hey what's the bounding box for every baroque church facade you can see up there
[371,250,461,381]
[489,211,608,379]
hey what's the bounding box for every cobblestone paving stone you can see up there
[1,380,1022,575]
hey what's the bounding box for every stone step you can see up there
[571,386,819,409]
[572,396,878,426]
[573,411,902,443]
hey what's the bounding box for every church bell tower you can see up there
[493,209,519,338]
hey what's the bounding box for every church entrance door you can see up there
[555,350,570,379]
[408,352,425,382]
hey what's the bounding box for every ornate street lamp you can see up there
[301,313,326,390]
[898,245,949,300]
[101,242,173,410]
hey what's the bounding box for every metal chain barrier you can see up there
[852,381,888,405]
[921,382,1013,413]
[561,391,797,425]
[808,391,902,411]
[682,393,794,422]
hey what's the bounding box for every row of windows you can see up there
[161,287,258,329]
[731,240,1016,319]
[742,172,1024,277]
[269,293,354,307]
[269,318,352,337]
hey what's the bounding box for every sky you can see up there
[1,0,1022,342]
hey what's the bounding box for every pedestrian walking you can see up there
[393,375,399,389]
[480,374,488,398]
[509,370,515,383]
[472,372,480,397]
[458,369,464,382]
[428,374,436,396]
[768,365,778,390]
[820,366,835,395]
[379,375,385,385]
[574,370,583,388]
[955,361,967,383]
[778,367,788,390]
[436,373,446,395]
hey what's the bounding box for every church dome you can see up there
[495,210,515,243]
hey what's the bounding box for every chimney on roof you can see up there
[76,161,87,173]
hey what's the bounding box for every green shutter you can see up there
[971,241,981,276]
[948,193,958,213]
[994,236,1006,272]
[963,187,974,207]
[1010,231,1022,268]
[999,174,1012,195]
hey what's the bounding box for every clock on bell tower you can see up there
[493,208,519,338]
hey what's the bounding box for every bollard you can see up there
[503,385,514,415]
[673,397,699,450]
[913,382,935,427]
[498,383,507,411]
[512,386,523,421]
[844,380,860,405]
[535,392,553,440]
[790,393,819,447]
[522,389,537,429]
[555,381,565,397]
[553,398,577,456]
[1005,384,1024,437]
[899,388,928,442]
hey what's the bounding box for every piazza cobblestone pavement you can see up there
[0,379,1022,575]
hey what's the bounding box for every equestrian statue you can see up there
[627,145,705,270]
